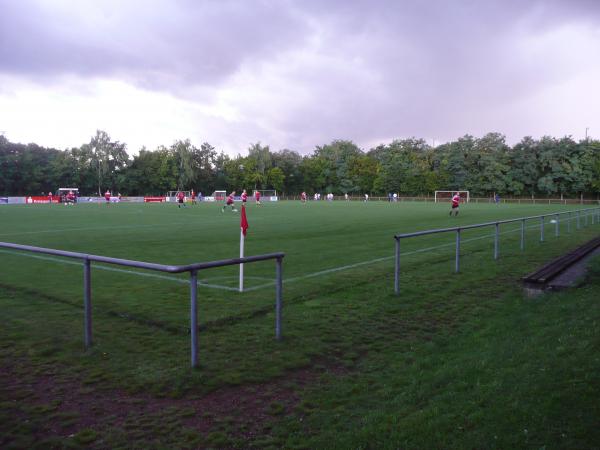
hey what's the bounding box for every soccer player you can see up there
[177,190,186,208]
[191,189,197,205]
[344,193,349,201]
[222,191,238,212]
[450,192,461,216]
[301,192,307,203]
[241,189,248,204]
[66,190,76,206]
[105,189,111,205]
[254,190,261,205]
[364,193,369,202]
[48,191,53,204]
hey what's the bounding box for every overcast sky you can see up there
[1,0,599,155]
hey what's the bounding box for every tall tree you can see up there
[83,130,129,195]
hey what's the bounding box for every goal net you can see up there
[167,190,191,202]
[211,190,227,201]
[252,190,278,201]
[434,191,470,203]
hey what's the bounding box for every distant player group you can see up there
[300,190,463,215]
[173,189,262,212]
[48,188,463,214]
[220,190,261,212]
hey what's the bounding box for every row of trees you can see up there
[1,131,599,197]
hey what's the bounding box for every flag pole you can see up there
[239,203,248,293]
[239,227,244,292]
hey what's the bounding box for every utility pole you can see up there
[585,127,589,141]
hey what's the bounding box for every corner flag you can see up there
[239,204,249,292]
[241,204,249,236]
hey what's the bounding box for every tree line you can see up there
[1,130,599,198]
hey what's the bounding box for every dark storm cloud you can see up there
[1,0,599,152]
[0,0,310,88]
[267,0,600,147]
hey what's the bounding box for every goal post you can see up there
[166,190,191,202]
[211,190,226,201]
[434,191,470,203]
[252,190,278,201]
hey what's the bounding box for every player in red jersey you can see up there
[66,190,76,206]
[450,192,461,216]
[177,190,186,208]
[301,192,307,203]
[191,189,197,205]
[254,190,261,205]
[48,192,53,204]
[104,190,111,205]
[222,191,237,212]
[241,189,248,204]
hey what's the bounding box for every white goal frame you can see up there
[252,190,278,201]
[434,191,470,203]
[253,190,277,197]
[167,190,191,202]
[211,190,227,200]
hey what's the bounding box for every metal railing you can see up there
[393,207,600,295]
[0,241,284,367]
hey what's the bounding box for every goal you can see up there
[434,191,470,203]
[252,190,278,201]
[167,190,191,202]
[211,190,227,201]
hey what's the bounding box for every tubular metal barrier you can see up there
[393,207,600,295]
[0,241,284,368]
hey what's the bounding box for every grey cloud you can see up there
[0,0,310,89]
[1,0,599,152]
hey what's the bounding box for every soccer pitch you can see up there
[0,200,592,325]
[2,200,600,448]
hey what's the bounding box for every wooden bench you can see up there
[522,236,600,292]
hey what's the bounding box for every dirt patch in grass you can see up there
[0,355,348,447]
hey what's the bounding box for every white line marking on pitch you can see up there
[1,218,576,293]
[0,222,189,237]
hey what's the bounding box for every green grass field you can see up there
[1,200,599,449]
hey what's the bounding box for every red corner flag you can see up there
[241,204,249,236]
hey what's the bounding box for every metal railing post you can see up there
[540,216,545,242]
[520,219,525,250]
[190,270,198,368]
[567,212,571,233]
[83,258,92,350]
[494,223,499,260]
[555,214,559,237]
[394,238,400,295]
[455,229,461,273]
[275,257,283,340]
[0,241,285,368]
